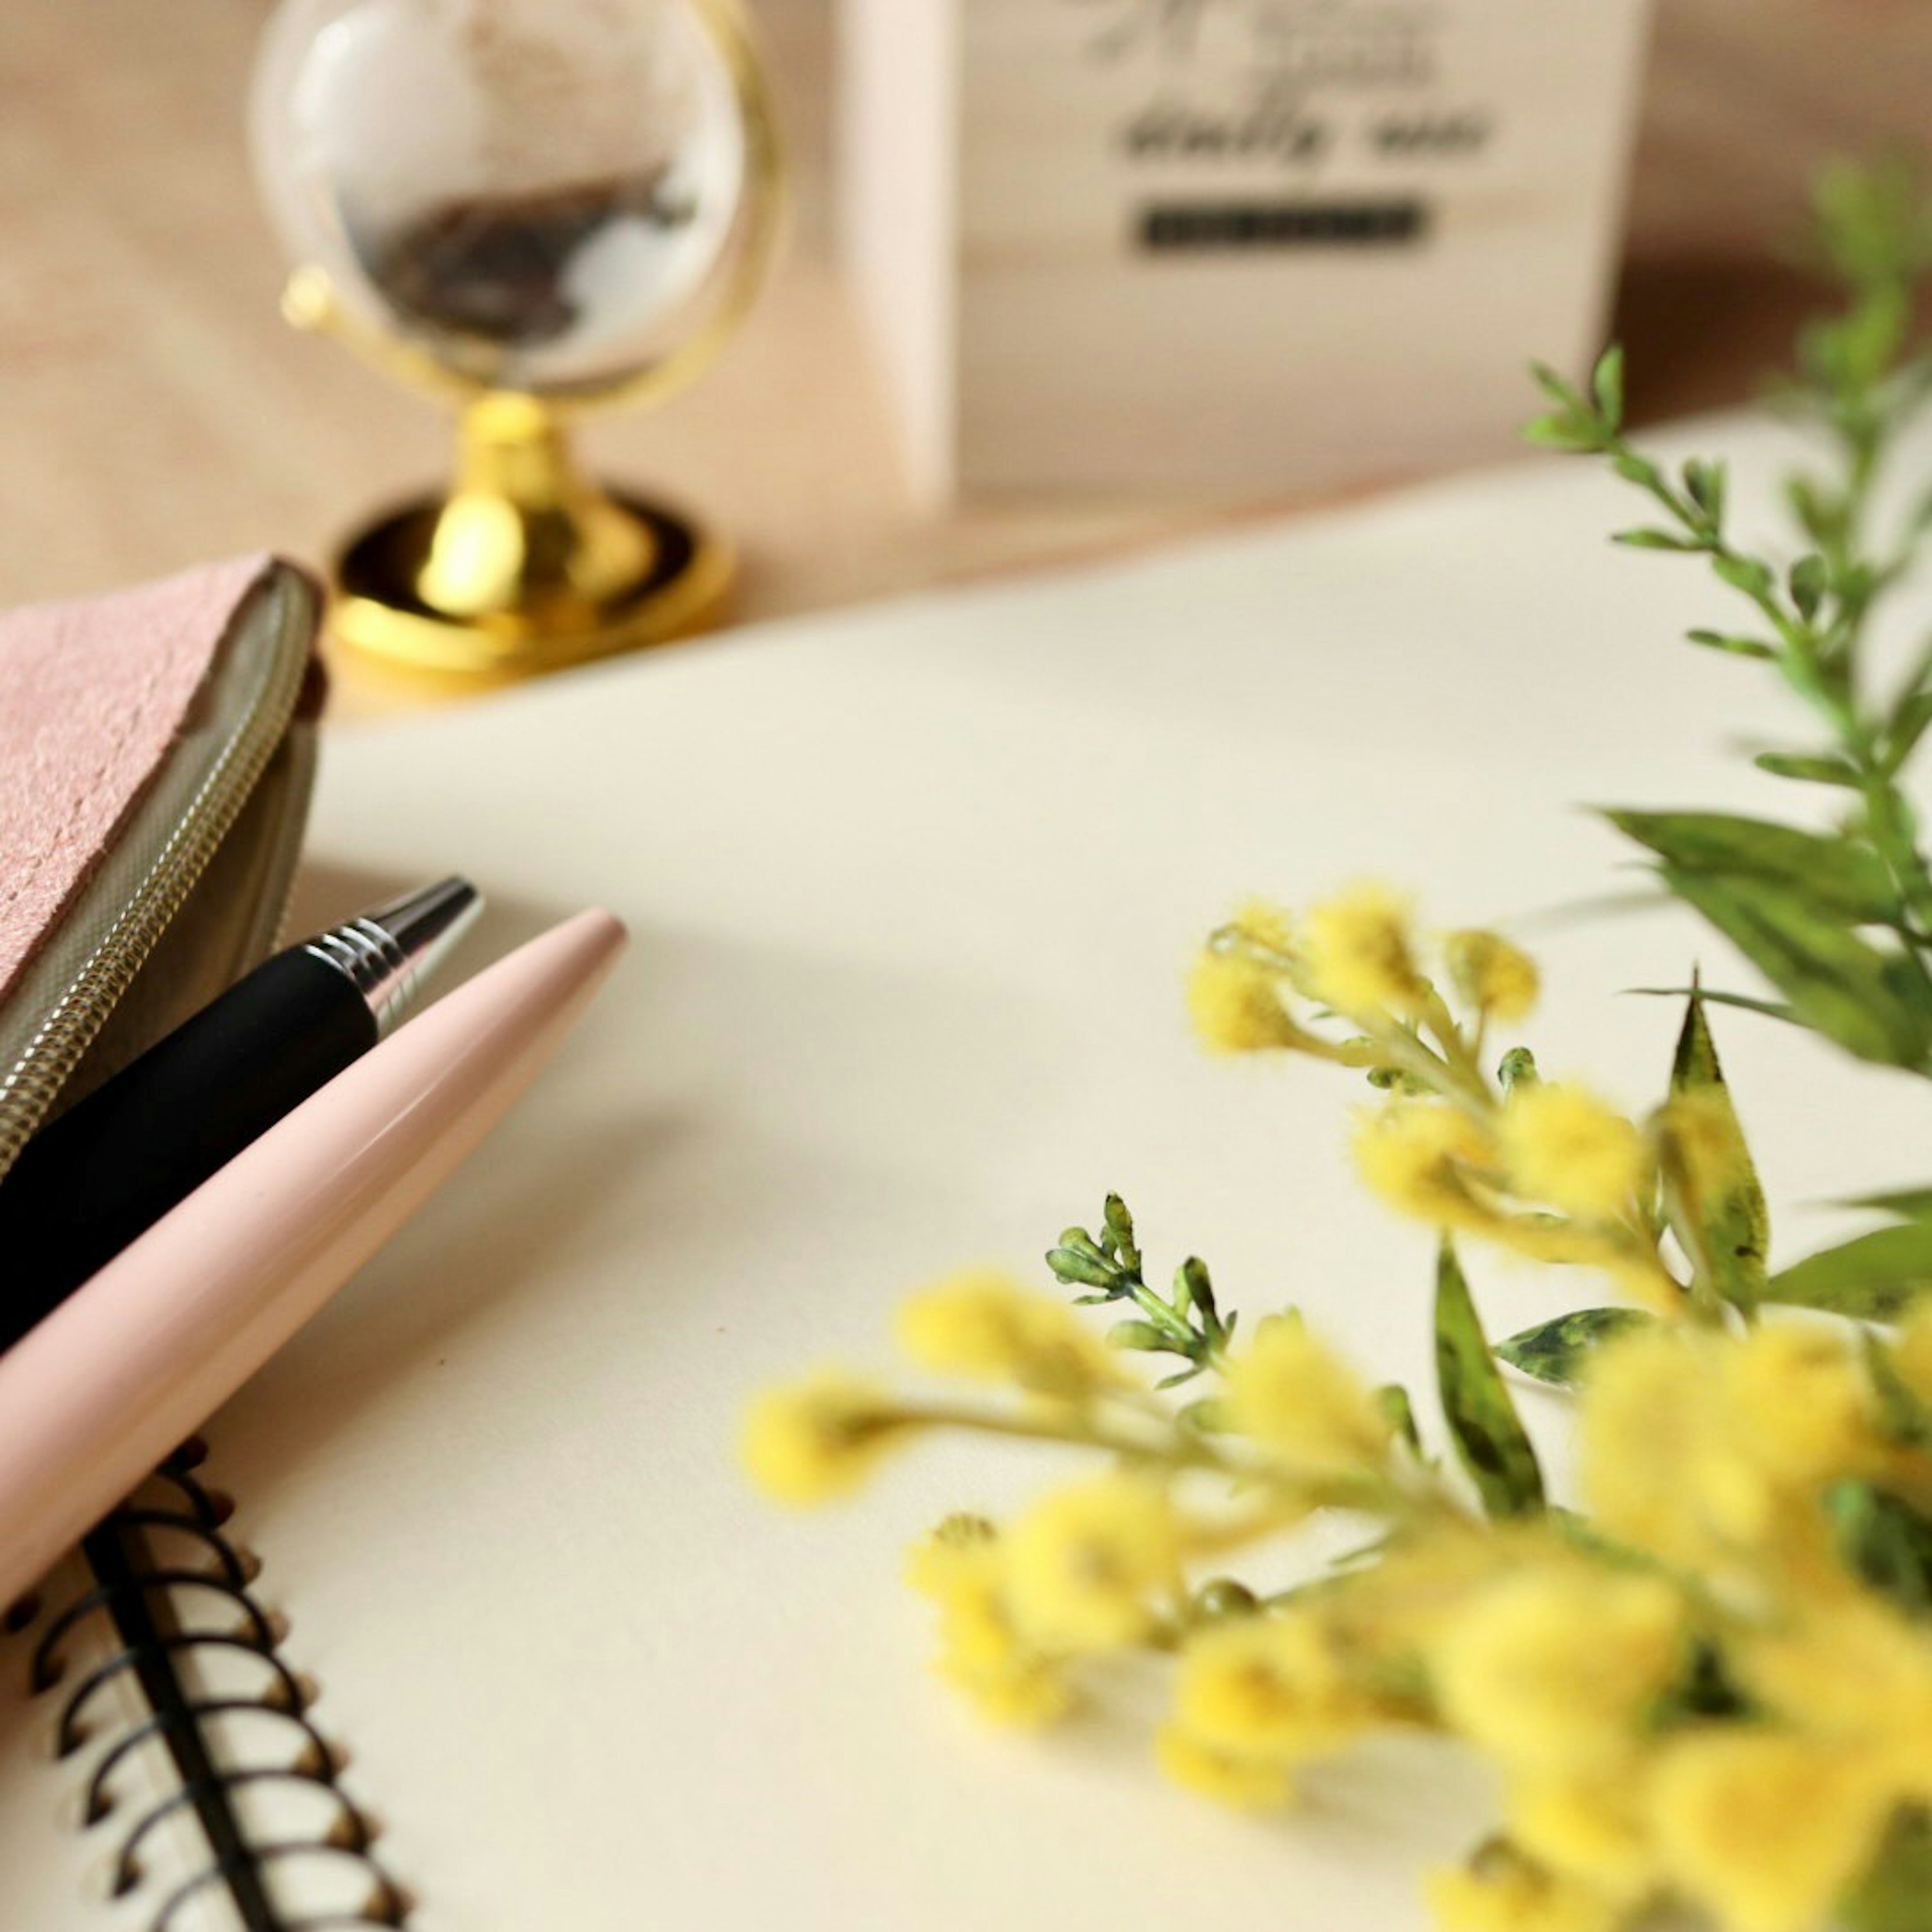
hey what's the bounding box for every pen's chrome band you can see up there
[306,919,417,1035]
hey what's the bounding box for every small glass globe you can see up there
[251,0,763,397]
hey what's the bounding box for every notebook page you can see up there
[10,413,1929,1928]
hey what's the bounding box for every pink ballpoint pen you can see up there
[0,907,627,1609]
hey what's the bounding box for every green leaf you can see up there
[1497,1046,1540,1091]
[1686,627,1776,660]
[1763,1221,1932,1319]
[1613,528,1701,552]
[1790,552,1830,620]
[1841,1185,1932,1219]
[1630,986,1800,1025]
[1664,993,1770,1304]
[1591,344,1625,431]
[1496,1308,1655,1389]
[1827,1480,1932,1616]
[1681,456,1727,526]
[1840,1808,1932,1932]
[1891,688,1932,762]
[1530,360,1587,412]
[1658,869,1932,1068]
[1753,749,1863,786]
[1433,1242,1544,1518]
[1376,1383,1422,1454]
[1523,411,1600,453]
[1713,553,1777,600]
[1606,810,1900,923]
[1108,1319,1176,1354]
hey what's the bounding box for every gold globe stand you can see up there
[276,1,782,682]
[331,392,735,677]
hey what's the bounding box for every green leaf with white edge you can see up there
[1433,1242,1544,1517]
[1762,1221,1932,1319]
[1606,810,1901,923]
[1659,869,1932,1068]
[1495,1308,1655,1389]
[1665,992,1770,1305]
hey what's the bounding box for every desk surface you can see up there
[0,0,1904,717]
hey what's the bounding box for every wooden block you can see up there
[840,0,1654,498]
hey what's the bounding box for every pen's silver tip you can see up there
[308,877,485,1036]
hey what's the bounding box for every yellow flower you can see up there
[1426,1849,1620,1932]
[1444,930,1541,1023]
[1172,1608,1375,1762]
[1004,1474,1179,1652]
[1230,897,1297,957]
[1433,1565,1685,1774]
[908,1516,1076,1728]
[1353,1102,1500,1235]
[1650,1731,1896,1932]
[938,1652,1075,1728]
[1186,951,1303,1053]
[1735,1601,1932,1790]
[1225,1318,1390,1475]
[1722,1322,1877,1491]
[896,1270,1123,1398]
[1507,1773,1655,1901]
[1303,882,1426,1017]
[1580,1327,1762,1565]
[1155,1722,1295,1811]
[741,1371,907,1505]
[1499,1082,1649,1221]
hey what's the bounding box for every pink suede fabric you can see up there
[0,556,274,1006]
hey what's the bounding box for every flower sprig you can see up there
[743,156,1932,1932]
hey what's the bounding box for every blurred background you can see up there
[0,0,1925,687]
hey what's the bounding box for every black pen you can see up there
[0,877,480,1350]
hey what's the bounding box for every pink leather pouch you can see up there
[0,558,323,1182]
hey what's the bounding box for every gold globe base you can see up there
[329,394,734,680]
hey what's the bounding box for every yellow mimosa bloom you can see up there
[1225,1318,1390,1474]
[1304,882,1426,1017]
[1735,1601,1932,1788]
[1230,897,1297,956]
[1004,1474,1179,1652]
[1426,1853,1620,1932]
[1650,1731,1896,1932]
[908,1517,1076,1727]
[1444,930,1541,1023]
[1434,1566,1685,1774]
[741,1371,907,1505]
[1580,1326,1763,1565]
[1155,1722,1295,1811]
[1172,1608,1374,1762]
[1353,1102,1500,1234]
[1722,1322,1877,1490]
[897,1270,1124,1397]
[936,1649,1076,1729]
[1507,1772,1656,1901]
[1499,1082,1649,1221]
[1187,951,1304,1053]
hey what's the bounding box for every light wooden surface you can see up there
[0,0,1924,716]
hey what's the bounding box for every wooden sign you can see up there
[840,0,1654,497]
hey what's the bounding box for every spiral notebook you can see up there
[2,412,1921,1929]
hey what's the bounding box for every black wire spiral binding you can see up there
[12,1439,413,1931]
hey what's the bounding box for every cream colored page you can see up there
[8,414,1927,1926]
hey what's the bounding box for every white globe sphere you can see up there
[252,0,755,394]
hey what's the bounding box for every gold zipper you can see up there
[0,571,316,1181]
